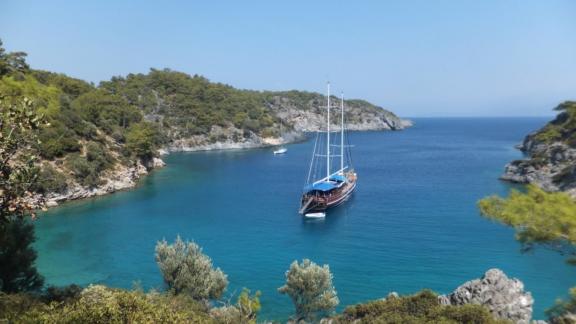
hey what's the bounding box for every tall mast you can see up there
[340,92,344,172]
[326,82,330,179]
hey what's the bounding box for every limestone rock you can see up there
[439,269,533,324]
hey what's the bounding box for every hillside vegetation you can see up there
[0,40,408,204]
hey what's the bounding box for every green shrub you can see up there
[33,164,68,194]
[37,126,81,159]
[125,122,161,160]
[0,219,44,294]
[0,292,44,322]
[86,141,114,171]
[65,153,101,188]
[535,125,562,143]
[278,259,339,321]
[155,236,228,300]
[6,285,214,323]
[43,284,82,303]
[71,90,142,134]
[210,288,261,324]
[339,290,508,323]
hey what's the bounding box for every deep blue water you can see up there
[35,118,576,320]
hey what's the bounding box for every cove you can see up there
[34,118,576,321]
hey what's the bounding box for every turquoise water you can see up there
[35,118,576,320]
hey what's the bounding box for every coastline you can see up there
[36,123,410,209]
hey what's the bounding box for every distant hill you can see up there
[101,69,411,151]
[501,101,576,197]
[0,40,410,206]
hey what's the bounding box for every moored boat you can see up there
[299,83,357,215]
[273,121,288,154]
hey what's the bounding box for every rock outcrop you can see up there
[166,125,306,153]
[501,102,576,198]
[501,139,576,197]
[266,93,411,132]
[439,269,534,324]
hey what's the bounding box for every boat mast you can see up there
[326,82,330,179]
[340,92,344,173]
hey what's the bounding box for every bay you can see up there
[35,117,576,320]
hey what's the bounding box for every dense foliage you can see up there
[0,94,45,294]
[0,97,46,222]
[0,39,167,196]
[479,185,576,253]
[337,290,509,324]
[210,288,261,324]
[101,69,279,137]
[0,39,28,78]
[0,218,44,293]
[278,258,339,321]
[0,285,214,323]
[534,101,576,145]
[155,236,228,300]
[125,122,162,160]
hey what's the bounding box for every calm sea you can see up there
[34,118,576,320]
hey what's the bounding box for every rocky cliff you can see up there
[264,91,411,133]
[501,101,576,198]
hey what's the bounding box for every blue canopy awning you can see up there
[329,174,346,182]
[304,181,337,192]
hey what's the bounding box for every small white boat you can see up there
[274,147,287,154]
[304,212,326,218]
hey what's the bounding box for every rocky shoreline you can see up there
[38,157,166,208]
[500,113,576,198]
[36,118,411,209]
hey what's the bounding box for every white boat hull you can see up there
[304,212,326,218]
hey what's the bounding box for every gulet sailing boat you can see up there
[299,83,357,217]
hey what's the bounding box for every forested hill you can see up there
[100,69,410,150]
[501,101,576,197]
[0,40,409,205]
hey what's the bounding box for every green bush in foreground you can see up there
[210,288,261,324]
[155,236,228,300]
[278,259,339,321]
[337,290,509,324]
[0,219,44,294]
[1,285,214,324]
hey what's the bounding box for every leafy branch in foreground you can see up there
[0,97,47,222]
[479,185,576,253]
[0,97,46,293]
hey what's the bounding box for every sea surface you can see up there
[35,118,576,320]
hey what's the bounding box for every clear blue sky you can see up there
[1,0,575,117]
